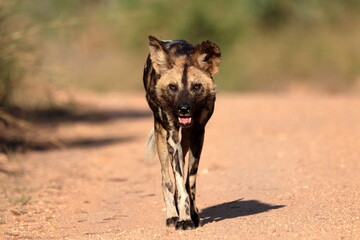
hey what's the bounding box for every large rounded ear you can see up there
[148,35,173,74]
[191,41,221,76]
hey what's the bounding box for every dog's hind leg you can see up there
[154,122,179,227]
[186,127,205,227]
[167,129,195,230]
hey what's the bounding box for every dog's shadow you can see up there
[200,199,285,226]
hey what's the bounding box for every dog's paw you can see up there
[175,220,196,230]
[166,217,179,227]
[191,212,200,227]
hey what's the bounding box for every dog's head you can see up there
[148,36,221,128]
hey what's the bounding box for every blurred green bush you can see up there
[1,0,360,101]
[0,1,40,108]
[0,3,23,106]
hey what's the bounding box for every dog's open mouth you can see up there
[178,117,192,126]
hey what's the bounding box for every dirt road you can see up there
[1,92,360,239]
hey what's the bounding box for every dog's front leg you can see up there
[186,127,205,227]
[154,122,179,227]
[167,129,195,230]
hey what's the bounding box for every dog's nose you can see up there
[178,103,191,115]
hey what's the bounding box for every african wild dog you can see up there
[143,36,221,230]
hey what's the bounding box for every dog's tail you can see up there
[144,128,157,161]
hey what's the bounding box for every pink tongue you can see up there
[179,117,191,125]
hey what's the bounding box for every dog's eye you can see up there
[168,84,178,92]
[192,83,202,91]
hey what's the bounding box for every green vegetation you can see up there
[3,186,32,206]
[0,1,40,108]
[10,194,32,206]
[1,0,360,106]
[0,2,24,106]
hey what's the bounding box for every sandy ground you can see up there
[1,92,360,240]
